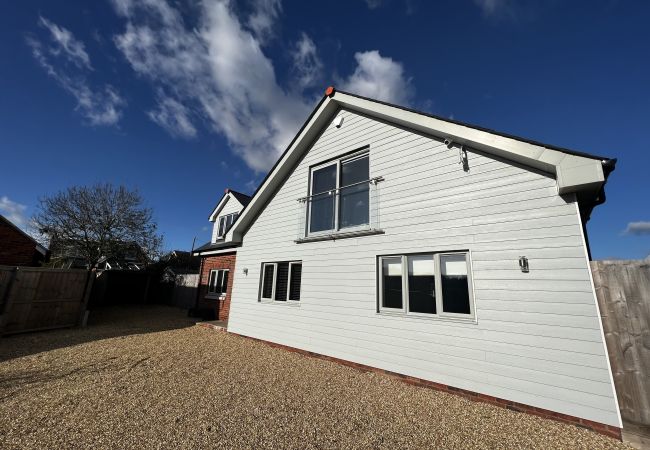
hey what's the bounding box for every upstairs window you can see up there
[308,152,369,234]
[378,252,474,319]
[208,269,229,296]
[217,212,239,238]
[260,261,302,302]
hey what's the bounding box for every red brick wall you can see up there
[198,252,236,321]
[0,220,41,266]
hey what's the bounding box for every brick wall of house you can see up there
[197,252,237,321]
[0,219,41,266]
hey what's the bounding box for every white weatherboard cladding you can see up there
[227,109,620,427]
[211,196,244,243]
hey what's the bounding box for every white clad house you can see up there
[217,87,621,437]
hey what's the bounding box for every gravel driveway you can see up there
[0,305,631,449]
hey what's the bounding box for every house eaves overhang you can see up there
[226,87,615,244]
[333,91,608,195]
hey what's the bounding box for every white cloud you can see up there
[247,0,282,43]
[112,0,312,172]
[38,16,92,69]
[624,221,650,235]
[111,0,414,172]
[340,50,414,105]
[0,196,28,229]
[473,0,523,20]
[148,94,197,138]
[27,18,125,126]
[364,0,383,9]
[291,32,322,89]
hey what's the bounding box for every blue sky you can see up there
[1,0,649,259]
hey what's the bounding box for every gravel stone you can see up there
[0,305,632,449]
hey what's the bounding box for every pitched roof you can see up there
[208,189,252,221]
[229,190,252,207]
[226,87,616,243]
[0,214,48,255]
[192,240,240,255]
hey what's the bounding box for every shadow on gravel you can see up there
[0,305,195,363]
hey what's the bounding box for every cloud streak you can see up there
[27,17,125,126]
[624,221,650,235]
[0,196,29,229]
[111,0,415,172]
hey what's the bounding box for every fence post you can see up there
[0,267,20,335]
[77,269,96,327]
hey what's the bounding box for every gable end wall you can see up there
[227,109,621,428]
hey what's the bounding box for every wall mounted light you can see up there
[519,256,529,273]
[243,268,248,276]
[333,116,344,128]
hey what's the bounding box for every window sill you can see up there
[259,300,301,306]
[295,228,384,244]
[205,294,226,300]
[376,310,477,325]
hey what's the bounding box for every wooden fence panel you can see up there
[591,260,650,427]
[0,266,92,335]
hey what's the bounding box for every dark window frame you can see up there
[217,212,239,238]
[259,260,302,303]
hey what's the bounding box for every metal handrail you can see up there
[297,176,384,202]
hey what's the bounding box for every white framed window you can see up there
[217,212,239,238]
[208,269,229,296]
[260,261,302,302]
[308,151,370,235]
[378,251,474,320]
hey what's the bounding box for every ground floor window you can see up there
[208,269,229,296]
[378,251,474,319]
[260,261,302,302]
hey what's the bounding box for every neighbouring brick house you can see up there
[0,214,49,266]
[192,189,251,320]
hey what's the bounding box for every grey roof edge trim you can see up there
[337,89,614,162]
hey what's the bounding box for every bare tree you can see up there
[33,184,163,268]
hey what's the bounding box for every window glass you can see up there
[208,270,217,293]
[408,255,436,314]
[339,155,369,228]
[215,271,224,293]
[218,216,226,237]
[289,263,302,300]
[382,257,403,309]
[310,164,337,232]
[262,264,275,298]
[220,270,229,294]
[440,254,471,314]
[274,263,289,301]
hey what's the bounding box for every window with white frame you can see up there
[208,269,229,296]
[308,151,369,234]
[217,212,239,238]
[378,252,474,319]
[260,261,302,302]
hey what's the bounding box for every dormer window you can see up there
[217,212,239,238]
